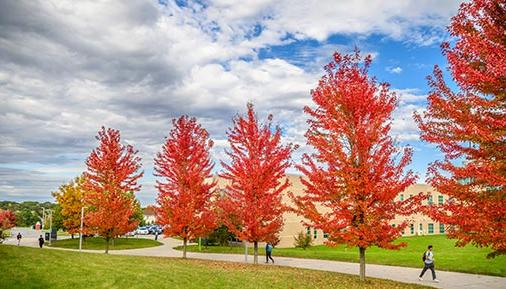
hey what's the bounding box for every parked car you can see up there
[147,225,163,235]
[136,227,149,235]
[125,231,136,237]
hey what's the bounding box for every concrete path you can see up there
[4,233,505,289]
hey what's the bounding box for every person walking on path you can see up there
[419,245,439,282]
[38,235,45,248]
[265,242,274,263]
[16,233,22,246]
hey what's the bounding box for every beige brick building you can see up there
[216,174,448,248]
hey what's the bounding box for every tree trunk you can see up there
[105,237,110,254]
[253,241,258,264]
[183,238,187,259]
[359,247,366,281]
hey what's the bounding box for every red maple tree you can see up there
[0,209,16,240]
[415,0,506,258]
[219,103,296,264]
[155,116,217,258]
[291,51,422,281]
[84,127,143,253]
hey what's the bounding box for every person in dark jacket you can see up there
[16,233,22,246]
[38,235,45,248]
[265,242,274,263]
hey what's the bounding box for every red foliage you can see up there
[415,0,506,258]
[219,103,296,263]
[84,127,143,252]
[0,209,16,231]
[155,116,217,257]
[291,50,422,280]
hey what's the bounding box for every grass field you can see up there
[49,237,162,250]
[0,245,430,289]
[178,235,506,276]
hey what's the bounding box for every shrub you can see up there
[294,231,312,250]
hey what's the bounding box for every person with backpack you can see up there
[265,242,274,263]
[419,245,439,282]
[16,232,22,246]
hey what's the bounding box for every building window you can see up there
[401,229,405,235]
[428,223,434,234]
[410,224,414,234]
[419,223,423,232]
[313,228,317,239]
[438,195,444,205]
[392,224,396,228]
[439,224,445,234]
[400,194,404,201]
[323,232,329,238]
[428,195,433,205]
[306,227,311,236]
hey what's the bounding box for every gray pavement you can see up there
[4,229,505,289]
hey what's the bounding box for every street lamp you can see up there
[79,206,87,252]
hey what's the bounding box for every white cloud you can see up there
[0,0,460,204]
[387,66,403,74]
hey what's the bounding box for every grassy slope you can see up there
[49,237,162,250]
[0,245,430,289]
[180,235,506,276]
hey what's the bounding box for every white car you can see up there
[125,231,136,237]
[136,227,149,235]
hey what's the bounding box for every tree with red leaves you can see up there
[155,116,217,258]
[84,127,143,253]
[415,0,506,258]
[291,51,422,281]
[0,209,16,241]
[219,103,296,264]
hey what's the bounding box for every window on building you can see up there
[410,224,414,234]
[419,223,423,232]
[428,195,433,205]
[392,224,396,228]
[306,227,311,236]
[438,195,444,205]
[323,232,329,238]
[428,223,434,234]
[439,224,445,234]
[400,194,404,201]
[314,228,317,239]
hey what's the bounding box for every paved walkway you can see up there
[4,234,505,289]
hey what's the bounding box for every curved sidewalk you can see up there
[5,236,505,289]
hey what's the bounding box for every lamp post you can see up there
[79,206,85,252]
[244,240,248,263]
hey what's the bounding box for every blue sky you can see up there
[0,0,464,205]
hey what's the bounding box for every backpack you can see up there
[422,251,426,262]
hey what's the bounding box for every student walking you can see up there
[16,233,22,246]
[38,235,45,248]
[419,245,439,282]
[265,242,274,263]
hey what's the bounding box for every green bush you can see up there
[294,231,312,250]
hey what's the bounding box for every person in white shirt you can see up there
[419,245,439,282]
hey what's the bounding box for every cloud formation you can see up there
[0,0,460,204]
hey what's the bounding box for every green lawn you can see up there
[0,245,430,289]
[49,237,162,250]
[179,235,506,276]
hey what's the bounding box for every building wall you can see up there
[216,174,448,248]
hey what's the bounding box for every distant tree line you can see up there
[0,201,63,230]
